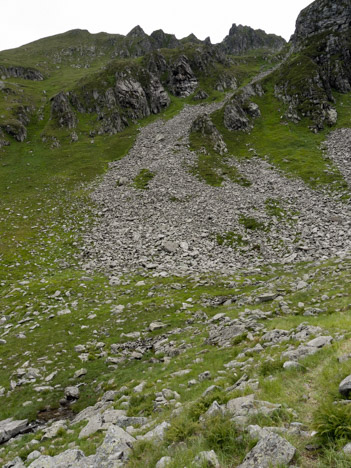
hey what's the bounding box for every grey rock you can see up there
[28,449,86,468]
[237,433,296,467]
[140,421,171,441]
[220,23,285,55]
[64,386,80,400]
[93,425,135,466]
[42,420,67,440]
[0,418,28,444]
[0,65,44,81]
[343,442,351,455]
[155,456,172,468]
[191,114,227,155]
[4,457,26,468]
[79,414,103,439]
[194,450,220,467]
[307,336,333,348]
[51,92,77,129]
[169,56,198,97]
[27,451,41,461]
[339,375,351,397]
[149,322,167,331]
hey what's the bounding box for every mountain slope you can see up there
[1,3,351,467]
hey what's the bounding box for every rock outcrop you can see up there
[223,84,263,132]
[169,55,198,97]
[0,66,44,81]
[51,92,77,129]
[191,114,227,155]
[220,24,286,55]
[275,0,351,130]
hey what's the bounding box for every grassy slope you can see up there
[1,38,351,466]
[211,82,350,195]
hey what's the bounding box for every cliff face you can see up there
[220,24,286,55]
[292,0,351,48]
[274,0,351,131]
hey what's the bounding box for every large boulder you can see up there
[238,433,296,467]
[0,418,28,444]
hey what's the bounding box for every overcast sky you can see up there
[1,0,313,52]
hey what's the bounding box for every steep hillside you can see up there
[1,2,351,467]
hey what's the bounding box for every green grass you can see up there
[133,168,155,189]
[211,83,349,193]
[189,127,251,187]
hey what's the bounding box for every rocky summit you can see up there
[1,0,351,467]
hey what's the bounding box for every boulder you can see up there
[0,418,28,444]
[237,433,296,467]
[194,450,220,467]
[28,449,86,468]
[339,375,351,397]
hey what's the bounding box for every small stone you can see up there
[64,386,80,400]
[74,368,87,379]
[149,322,167,332]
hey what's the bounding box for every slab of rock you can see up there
[257,293,277,303]
[306,336,333,348]
[42,420,67,440]
[0,418,28,444]
[149,322,167,332]
[139,421,171,441]
[226,395,281,424]
[93,425,135,466]
[79,414,103,439]
[28,449,86,468]
[4,457,25,468]
[237,433,296,467]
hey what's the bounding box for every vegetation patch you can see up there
[239,215,266,231]
[133,168,155,189]
[189,129,251,187]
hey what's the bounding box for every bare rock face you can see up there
[223,90,261,133]
[51,92,77,129]
[115,73,150,120]
[0,122,27,142]
[275,0,351,130]
[191,114,227,155]
[292,0,351,48]
[0,65,44,81]
[169,56,198,97]
[150,29,180,49]
[220,23,286,55]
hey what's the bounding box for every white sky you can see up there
[1,0,313,52]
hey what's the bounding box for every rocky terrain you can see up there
[1,0,351,467]
[83,93,351,277]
